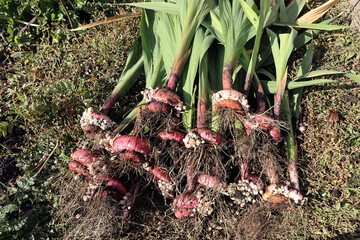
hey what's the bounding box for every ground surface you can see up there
[0,1,360,239]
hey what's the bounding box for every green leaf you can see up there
[266,29,281,74]
[156,12,178,74]
[180,27,215,130]
[126,2,179,15]
[279,0,288,22]
[111,37,144,96]
[282,91,298,170]
[243,0,271,94]
[237,0,259,30]
[296,40,314,78]
[0,15,40,27]
[202,9,224,43]
[155,0,214,79]
[173,0,215,70]
[266,27,297,90]
[115,104,141,133]
[257,68,276,81]
[141,9,166,87]
[259,18,336,68]
[264,2,279,27]
[17,94,24,102]
[286,0,307,22]
[291,88,303,121]
[272,22,348,30]
[343,73,360,83]
[208,45,224,92]
[183,85,197,131]
[295,69,343,80]
[294,17,335,50]
[288,79,335,89]
[261,79,335,94]
[217,0,256,64]
[296,70,360,83]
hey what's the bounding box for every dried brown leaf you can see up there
[70,14,141,31]
[296,0,341,23]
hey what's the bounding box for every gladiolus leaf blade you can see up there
[296,40,314,78]
[286,0,307,22]
[273,22,347,30]
[261,79,335,94]
[126,2,179,15]
[237,0,259,30]
[295,70,344,80]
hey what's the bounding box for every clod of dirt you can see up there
[344,92,359,104]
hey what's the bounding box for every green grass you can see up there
[0,9,141,238]
[270,6,360,238]
[0,1,359,239]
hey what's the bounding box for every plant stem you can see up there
[243,0,271,96]
[283,90,300,190]
[222,62,234,90]
[240,159,249,180]
[59,0,79,43]
[243,36,261,95]
[240,48,266,113]
[253,74,267,113]
[133,107,143,135]
[197,53,209,128]
[274,67,288,120]
[101,93,120,116]
[289,158,299,190]
[100,48,144,115]
[167,0,213,91]
[197,99,207,129]
[166,48,191,90]
[273,94,282,121]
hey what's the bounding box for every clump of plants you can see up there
[58,0,360,238]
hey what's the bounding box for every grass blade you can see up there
[343,73,360,83]
[264,2,280,27]
[0,15,40,27]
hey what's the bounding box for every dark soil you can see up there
[0,128,26,193]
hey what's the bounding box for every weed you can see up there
[0,5,141,238]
